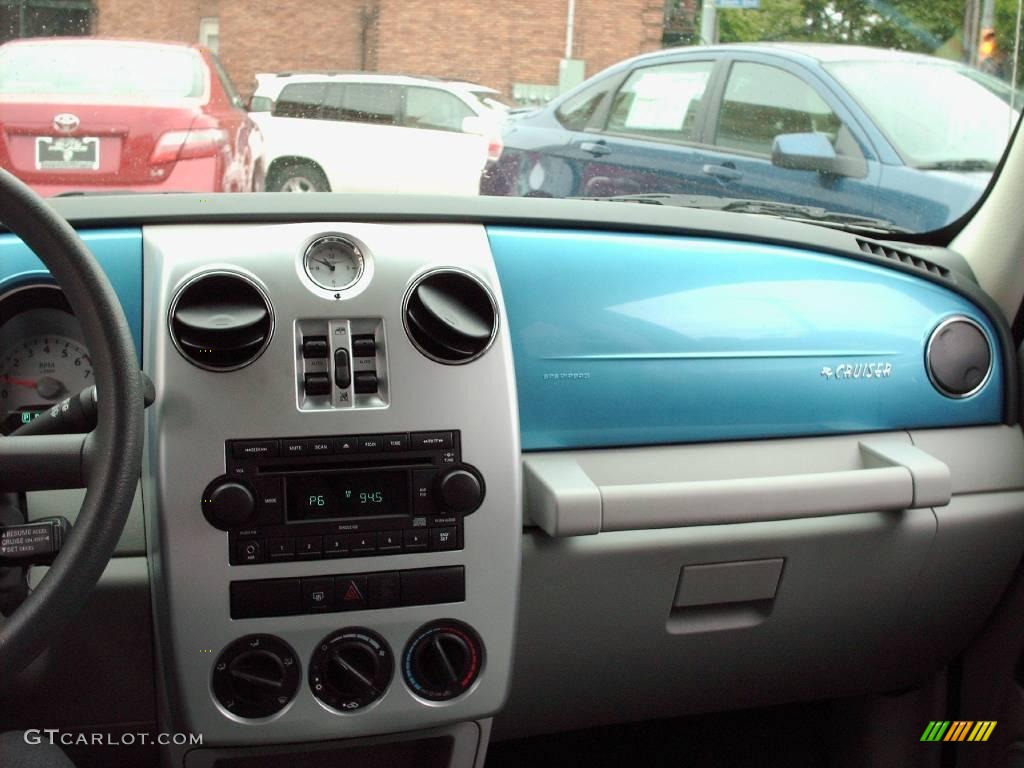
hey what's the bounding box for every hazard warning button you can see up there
[334,575,368,611]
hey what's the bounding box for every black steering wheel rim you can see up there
[0,168,143,680]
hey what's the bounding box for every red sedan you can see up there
[0,37,261,196]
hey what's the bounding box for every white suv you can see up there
[248,73,504,194]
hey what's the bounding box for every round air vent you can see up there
[926,316,992,398]
[403,269,498,364]
[169,272,273,371]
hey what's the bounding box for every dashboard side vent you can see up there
[857,238,950,279]
[169,272,273,371]
[404,269,498,364]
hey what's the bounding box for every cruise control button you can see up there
[430,526,458,551]
[295,536,322,558]
[335,575,368,611]
[403,529,428,551]
[236,539,264,564]
[232,440,280,460]
[410,431,453,450]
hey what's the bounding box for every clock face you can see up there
[303,236,364,290]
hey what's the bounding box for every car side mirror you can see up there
[771,132,867,179]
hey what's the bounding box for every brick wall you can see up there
[93,0,668,101]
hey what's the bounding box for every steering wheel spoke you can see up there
[0,433,92,492]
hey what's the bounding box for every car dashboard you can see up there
[2,195,1023,767]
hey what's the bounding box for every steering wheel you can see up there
[0,168,144,681]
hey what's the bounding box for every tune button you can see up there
[309,628,393,712]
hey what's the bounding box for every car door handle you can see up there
[580,141,610,157]
[702,164,743,182]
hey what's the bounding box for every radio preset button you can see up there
[347,532,377,553]
[383,433,409,451]
[303,577,336,612]
[378,531,402,551]
[403,529,428,551]
[335,575,368,610]
[334,436,357,454]
[267,538,295,560]
[296,536,322,558]
[232,440,280,460]
[357,435,383,452]
[410,431,453,450]
[323,534,348,556]
[430,526,458,551]
[236,539,265,564]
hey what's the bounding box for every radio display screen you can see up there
[287,470,410,521]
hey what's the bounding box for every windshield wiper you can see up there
[574,193,909,234]
[913,159,997,172]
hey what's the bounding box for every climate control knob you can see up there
[309,628,393,711]
[403,619,484,701]
[201,477,255,530]
[436,465,485,515]
[211,634,300,719]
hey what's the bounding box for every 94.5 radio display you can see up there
[286,470,409,521]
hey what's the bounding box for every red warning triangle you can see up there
[342,581,363,601]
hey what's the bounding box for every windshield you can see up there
[825,59,1017,167]
[1,3,1022,233]
[0,43,205,99]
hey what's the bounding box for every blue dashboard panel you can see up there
[488,227,1005,451]
[0,228,143,360]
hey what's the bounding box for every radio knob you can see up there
[436,465,485,515]
[202,477,256,530]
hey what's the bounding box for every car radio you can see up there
[199,430,484,566]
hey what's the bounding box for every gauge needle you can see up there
[36,376,66,400]
[314,257,335,272]
[0,374,38,388]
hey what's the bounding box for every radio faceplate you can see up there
[213,430,479,565]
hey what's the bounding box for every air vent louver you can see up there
[404,270,497,364]
[857,238,950,279]
[169,272,273,371]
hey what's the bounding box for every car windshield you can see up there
[2,3,1023,234]
[0,43,205,99]
[825,59,1018,167]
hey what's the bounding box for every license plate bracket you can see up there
[35,136,100,170]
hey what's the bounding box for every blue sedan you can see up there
[481,43,1018,232]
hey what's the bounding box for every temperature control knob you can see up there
[211,634,300,719]
[309,628,393,711]
[403,619,484,701]
[201,477,255,530]
[436,465,485,515]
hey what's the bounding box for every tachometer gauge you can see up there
[0,335,92,433]
[303,235,364,291]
